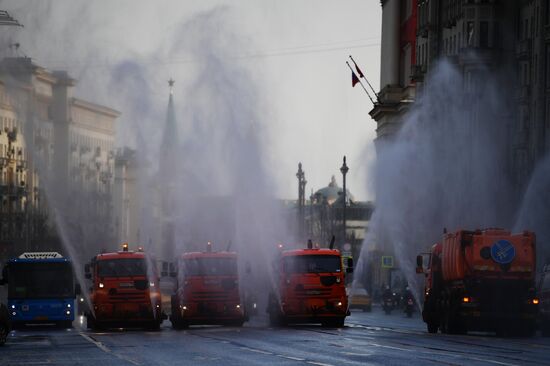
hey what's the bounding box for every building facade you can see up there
[0,57,119,260]
[371,0,550,191]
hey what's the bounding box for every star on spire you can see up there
[168,78,175,95]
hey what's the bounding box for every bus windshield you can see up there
[97,258,147,277]
[183,257,237,276]
[283,255,341,274]
[7,262,74,299]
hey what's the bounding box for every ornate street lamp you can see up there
[296,162,307,239]
[340,156,349,247]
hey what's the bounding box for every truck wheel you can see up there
[88,316,105,331]
[225,320,244,327]
[0,323,8,346]
[86,314,95,330]
[427,322,438,334]
[269,311,286,327]
[146,321,161,331]
[322,318,345,328]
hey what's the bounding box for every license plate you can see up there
[34,316,48,320]
[306,290,321,295]
[119,282,134,288]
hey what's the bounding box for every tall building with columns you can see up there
[0,57,119,260]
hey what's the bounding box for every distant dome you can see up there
[313,175,354,205]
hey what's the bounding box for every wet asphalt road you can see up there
[2,307,550,366]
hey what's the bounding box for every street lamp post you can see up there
[296,162,306,240]
[340,156,349,248]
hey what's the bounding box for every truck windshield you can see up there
[183,257,237,276]
[7,262,74,299]
[97,258,147,277]
[283,255,341,274]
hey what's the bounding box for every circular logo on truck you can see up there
[490,240,516,264]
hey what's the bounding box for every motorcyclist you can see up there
[402,286,414,304]
[402,286,415,317]
[382,285,394,314]
[382,285,393,302]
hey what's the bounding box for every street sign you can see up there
[491,240,516,264]
[381,256,394,268]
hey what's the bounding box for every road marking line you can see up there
[239,346,273,355]
[277,355,305,361]
[370,342,410,351]
[79,333,141,365]
[466,357,520,366]
[307,362,334,366]
[80,333,111,353]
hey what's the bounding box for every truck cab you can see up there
[85,244,164,330]
[169,247,246,328]
[267,242,352,327]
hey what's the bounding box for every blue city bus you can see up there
[1,252,79,328]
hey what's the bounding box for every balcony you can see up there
[417,23,431,38]
[517,85,531,104]
[410,64,427,82]
[545,24,550,43]
[516,39,532,60]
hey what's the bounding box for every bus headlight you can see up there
[11,305,15,309]
[236,304,241,309]
[12,311,16,316]
[67,304,71,308]
[66,310,71,316]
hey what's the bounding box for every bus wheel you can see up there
[58,320,73,329]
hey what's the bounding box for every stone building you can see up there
[371,0,550,192]
[0,57,119,260]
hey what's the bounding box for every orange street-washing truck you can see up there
[85,244,164,330]
[267,239,353,327]
[417,229,539,335]
[169,245,246,328]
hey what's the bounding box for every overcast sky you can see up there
[2,0,381,201]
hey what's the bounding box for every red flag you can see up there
[352,71,360,87]
[355,63,365,78]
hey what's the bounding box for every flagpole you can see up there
[349,55,379,102]
[346,61,375,104]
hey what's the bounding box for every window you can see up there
[467,22,475,46]
[480,21,489,48]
